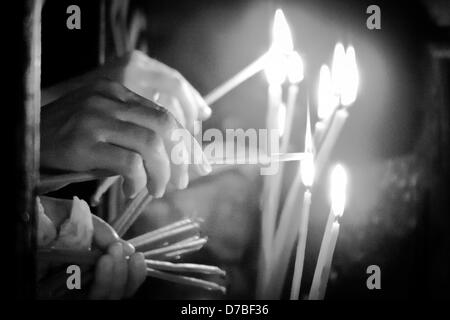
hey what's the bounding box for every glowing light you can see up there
[340,46,359,107]
[277,102,287,137]
[264,51,288,85]
[287,51,304,84]
[329,164,348,218]
[301,154,315,188]
[265,9,293,85]
[331,43,346,100]
[272,9,294,53]
[317,65,338,120]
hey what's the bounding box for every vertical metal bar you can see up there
[12,0,41,299]
[98,0,106,65]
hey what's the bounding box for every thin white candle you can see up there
[204,53,268,105]
[266,106,314,299]
[290,189,311,300]
[257,9,293,299]
[314,65,338,147]
[309,164,347,300]
[314,108,349,180]
[290,148,315,300]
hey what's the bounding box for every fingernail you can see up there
[122,241,135,256]
[154,188,165,199]
[178,172,189,190]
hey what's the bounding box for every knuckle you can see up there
[155,108,176,130]
[74,112,102,141]
[172,74,185,90]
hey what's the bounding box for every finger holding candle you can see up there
[309,164,348,300]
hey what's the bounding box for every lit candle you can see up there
[314,64,338,147]
[266,105,314,299]
[204,53,268,105]
[290,108,315,300]
[261,8,292,252]
[314,44,359,181]
[282,51,304,153]
[258,9,293,298]
[309,164,348,300]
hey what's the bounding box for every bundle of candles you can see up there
[38,8,359,300]
[38,213,227,297]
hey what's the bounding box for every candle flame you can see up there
[301,154,315,188]
[287,51,304,84]
[317,65,338,120]
[331,43,346,100]
[301,104,315,187]
[340,46,359,106]
[265,9,293,85]
[272,9,294,53]
[330,164,348,218]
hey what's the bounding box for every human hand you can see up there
[119,50,211,133]
[42,50,211,134]
[89,215,146,300]
[41,79,211,199]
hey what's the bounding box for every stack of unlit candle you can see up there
[38,218,226,296]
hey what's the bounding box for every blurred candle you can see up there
[267,105,314,299]
[261,8,292,250]
[314,44,358,180]
[314,109,348,179]
[282,51,304,153]
[258,9,293,298]
[314,64,338,146]
[331,43,347,101]
[309,164,347,300]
